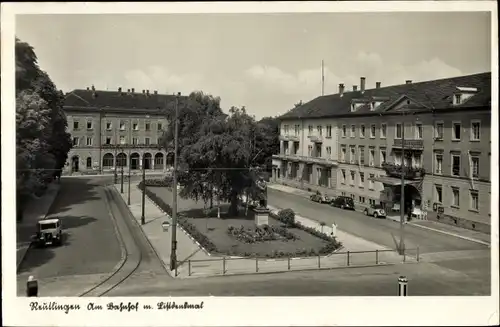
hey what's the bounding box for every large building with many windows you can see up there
[62,86,185,175]
[273,72,491,231]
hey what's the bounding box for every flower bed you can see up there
[227,225,299,243]
[138,177,173,188]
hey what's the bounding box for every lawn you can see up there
[147,186,335,258]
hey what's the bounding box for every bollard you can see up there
[403,249,406,263]
[376,249,379,265]
[347,251,350,266]
[256,257,259,272]
[175,263,178,277]
[318,255,321,269]
[188,260,191,276]
[398,276,408,296]
[288,257,291,271]
[417,247,420,262]
[26,276,38,297]
[223,257,226,275]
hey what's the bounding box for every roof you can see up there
[38,218,60,224]
[279,72,491,120]
[63,88,188,112]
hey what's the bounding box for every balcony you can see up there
[381,162,426,180]
[102,143,160,149]
[272,153,337,166]
[279,134,300,142]
[308,135,323,143]
[392,139,424,150]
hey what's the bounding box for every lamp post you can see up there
[114,129,118,184]
[141,155,146,225]
[127,146,131,205]
[120,147,124,193]
[399,114,406,255]
[170,92,181,271]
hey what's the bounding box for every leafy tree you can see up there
[254,116,280,172]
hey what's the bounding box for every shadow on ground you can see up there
[45,179,102,215]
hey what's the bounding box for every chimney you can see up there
[127,89,130,93]
[339,83,345,97]
[91,85,95,91]
[118,87,122,93]
[131,88,135,93]
[154,90,158,95]
[142,90,145,94]
[360,77,366,93]
[376,82,381,89]
[86,87,90,91]
[146,90,150,96]
[353,85,358,92]
[406,80,412,84]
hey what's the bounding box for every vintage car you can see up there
[310,192,331,204]
[364,204,386,218]
[33,218,63,247]
[330,196,355,210]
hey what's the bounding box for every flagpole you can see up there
[321,60,325,96]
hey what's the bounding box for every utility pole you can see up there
[321,60,325,96]
[120,148,124,193]
[114,128,118,184]
[170,92,181,271]
[127,118,132,205]
[141,155,146,225]
[399,116,406,254]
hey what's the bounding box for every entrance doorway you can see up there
[71,156,79,172]
[130,153,140,170]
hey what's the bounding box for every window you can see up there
[72,137,79,146]
[359,196,365,203]
[435,122,444,140]
[395,123,402,139]
[415,123,423,139]
[341,169,346,184]
[308,125,313,135]
[86,157,92,169]
[350,125,356,138]
[283,125,289,134]
[133,122,139,131]
[350,171,355,186]
[471,156,479,178]
[451,154,461,176]
[105,137,112,145]
[326,125,332,138]
[413,153,422,168]
[341,192,346,197]
[452,187,460,207]
[470,191,479,211]
[359,146,365,165]
[132,138,138,145]
[317,125,322,136]
[308,145,313,157]
[350,146,356,164]
[119,136,126,145]
[158,123,163,131]
[471,121,480,141]
[350,194,355,200]
[368,174,374,190]
[120,121,126,131]
[380,148,387,165]
[342,125,347,138]
[370,124,376,138]
[145,137,150,145]
[369,148,375,166]
[106,122,112,130]
[380,123,387,138]
[454,94,462,105]
[326,146,332,159]
[73,121,79,130]
[359,172,365,188]
[434,153,443,174]
[452,122,461,140]
[145,122,151,131]
[87,120,93,130]
[435,185,443,203]
[340,146,346,162]
[86,137,92,146]
[360,125,365,138]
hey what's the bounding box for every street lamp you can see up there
[120,147,124,193]
[127,145,131,205]
[170,92,181,271]
[141,155,146,225]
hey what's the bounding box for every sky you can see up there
[16,12,491,119]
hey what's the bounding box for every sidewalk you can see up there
[64,171,166,178]
[115,183,412,278]
[268,183,490,246]
[16,183,61,272]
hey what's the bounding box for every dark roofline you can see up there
[63,105,166,115]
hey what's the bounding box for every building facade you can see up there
[273,73,491,230]
[62,87,183,175]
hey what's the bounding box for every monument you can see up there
[250,169,269,226]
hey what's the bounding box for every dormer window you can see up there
[454,94,462,105]
[453,86,478,105]
[351,104,356,112]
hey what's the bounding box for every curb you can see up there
[409,223,490,247]
[16,184,61,273]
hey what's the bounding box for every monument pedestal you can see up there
[252,207,270,226]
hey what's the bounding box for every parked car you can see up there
[33,218,63,247]
[330,196,355,210]
[364,204,386,218]
[310,192,331,204]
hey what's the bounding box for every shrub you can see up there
[278,208,295,226]
[227,225,299,244]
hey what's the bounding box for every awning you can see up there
[370,175,421,187]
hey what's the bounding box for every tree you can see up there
[254,116,280,172]
[16,38,72,220]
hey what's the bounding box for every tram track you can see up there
[79,186,143,297]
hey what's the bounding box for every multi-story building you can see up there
[273,72,491,231]
[62,86,184,175]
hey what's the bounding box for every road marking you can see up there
[409,223,490,247]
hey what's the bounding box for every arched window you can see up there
[86,157,92,169]
[103,153,114,168]
[154,153,164,170]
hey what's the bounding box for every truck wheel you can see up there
[364,209,368,216]
[373,212,378,218]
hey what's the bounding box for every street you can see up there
[267,188,488,254]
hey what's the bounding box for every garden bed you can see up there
[142,183,342,258]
